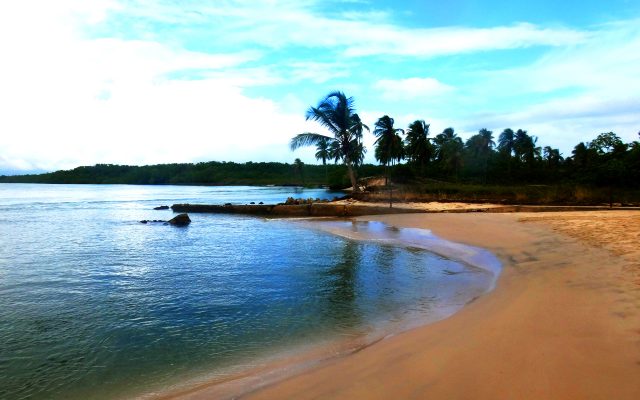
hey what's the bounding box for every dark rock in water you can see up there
[224,203,232,206]
[154,205,170,210]
[168,213,191,226]
[250,202,255,205]
[259,202,264,205]
[140,220,148,224]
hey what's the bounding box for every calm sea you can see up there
[0,184,497,399]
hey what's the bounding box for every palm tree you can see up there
[498,128,515,156]
[405,120,432,173]
[373,115,404,207]
[543,146,563,169]
[571,142,590,169]
[314,137,330,165]
[293,158,304,185]
[465,129,495,157]
[465,128,494,181]
[350,137,367,167]
[434,127,463,178]
[290,91,369,191]
[314,137,331,182]
[373,115,404,169]
[497,128,515,178]
[514,129,537,165]
[480,128,495,150]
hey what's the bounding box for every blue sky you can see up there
[0,0,639,173]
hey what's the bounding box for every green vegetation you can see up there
[392,128,640,189]
[2,90,638,206]
[0,161,382,188]
[364,126,639,204]
[358,179,640,206]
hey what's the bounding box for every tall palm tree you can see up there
[373,115,404,168]
[465,128,494,182]
[543,146,563,168]
[479,128,495,150]
[405,120,432,173]
[498,128,515,177]
[498,128,515,156]
[290,91,369,192]
[373,115,404,208]
[434,127,463,177]
[514,129,537,165]
[465,129,494,158]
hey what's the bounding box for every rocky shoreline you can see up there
[170,203,423,217]
[169,202,632,217]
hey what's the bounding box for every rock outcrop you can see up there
[141,213,192,226]
[168,213,191,226]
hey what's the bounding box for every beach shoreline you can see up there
[160,209,640,400]
[153,217,501,400]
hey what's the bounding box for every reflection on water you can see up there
[310,219,502,289]
[324,241,360,326]
[0,184,499,400]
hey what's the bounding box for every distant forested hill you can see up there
[0,161,383,188]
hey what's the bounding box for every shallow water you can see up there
[0,184,497,399]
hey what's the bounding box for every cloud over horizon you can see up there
[0,0,638,172]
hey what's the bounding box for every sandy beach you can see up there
[330,199,504,211]
[164,209,640,400]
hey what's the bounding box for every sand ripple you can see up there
[519,211,640,284]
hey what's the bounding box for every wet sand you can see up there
[165,210,640,400]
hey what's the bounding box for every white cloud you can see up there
[285,61,352,84]
[0,1,635,172]
[477,19,640,95]
[0,2,308,171]
[374,77,454,101]
[94,1,587,57]
[453,19,640,153]
[342,23,587,57]
[465,94,640,154]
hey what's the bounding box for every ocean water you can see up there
[0,184,498,399]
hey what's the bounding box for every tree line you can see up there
[2,91,638,192]
[291,91,640,190]
[0,160,382,188]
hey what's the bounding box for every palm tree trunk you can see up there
[384,164,388,187]
[387,162,392,208]
[346,162,358,193]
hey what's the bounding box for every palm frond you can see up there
[290,133,334,151]
[305,91,356,136]
[350,114,369,139]
[306,106,340,135]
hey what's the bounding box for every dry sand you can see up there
[164,210,640,400]
[330,199,503,211]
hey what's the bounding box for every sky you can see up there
[1,0,639,174]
